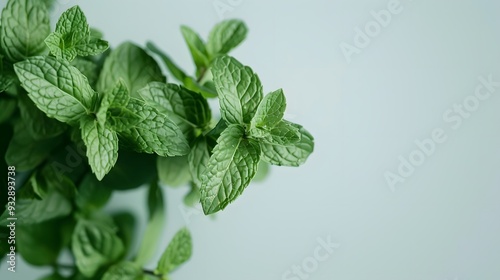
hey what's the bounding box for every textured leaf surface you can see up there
[97,42,165,96]
[200,125,261,214]
[72,219,125,278]
[14,56,95,124]
[155,227,192,274]
[212,56,263,124]
[120,98,189,157]
[252,89,286,129]
[17,93,67,139]
[103,262,144,280]
[207,20,247,57]
[45,6,108,61]
[139,82,211,132]
[260,122,314,167]
[0,0,50,61]
[80,117,118,180]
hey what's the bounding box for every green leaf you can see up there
[72,219,125,278]
[135,181,165,266]
[72,57,99,87]
[14,56,95,124]
[12,189,72,224]
[120,98,189,157]
[180,25,209,69]
[17,219,64,266]
[257,120,300,145]
[107,107,142,132]
[200,125,261,214]
[260,122,314,167]
[17,93,67,139]
[97,80,130,126]
[146,41,187,82]
[0,73,15,92]
[252,89,286,129]
[155,228,192,275]
[157,156,191,187]
[207,20,247,57]
[183,76,218,98]
[253,161,270,182]
[0,0,50,62]
[80,117,119,180]
[103,262,144,280]
[5,120,63,171]
[211,56,263,124]
[76,173,112,212]
[188,136,213,187]
[45,6,109,61]
[139,82,211,133]
[97,42,165,96]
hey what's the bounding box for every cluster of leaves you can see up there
[0,0,313,279]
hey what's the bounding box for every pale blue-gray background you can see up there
[2,0,500,279]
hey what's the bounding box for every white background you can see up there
[1,0,500,279]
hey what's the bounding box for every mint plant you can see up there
[0,1,314,279]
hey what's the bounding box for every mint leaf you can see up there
[0,72,15,92]
[135,181,165,266]
[14,56,95,124]
[0,0,50,61]
[45,6,109,61]
[5,120,63,171]
[155,227,192,275]
[76,174,112,212]
[103,262,144,280]
[183,76,218,98]
[260,122,314,167]
[12,190,72,225]
[97,80,130,126]
[252,89,286,129]
[157,155,191,187]
[181,25,209,69]
[188,136,214,187]
[97,42,165,96]
[259,120,300,145]
[212,56,263,124]
[72,219,125,278]
[200,125,261,214]
[17,220,64,266]
[120,98,189,157]
[253,161,270,182]
[139,82,211,135]
[146,41,187,82]
[80,117,118,180]
[107,107,142,132]
[17,93,67,139]
[71,57,99,87]
[207,20,247,57]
